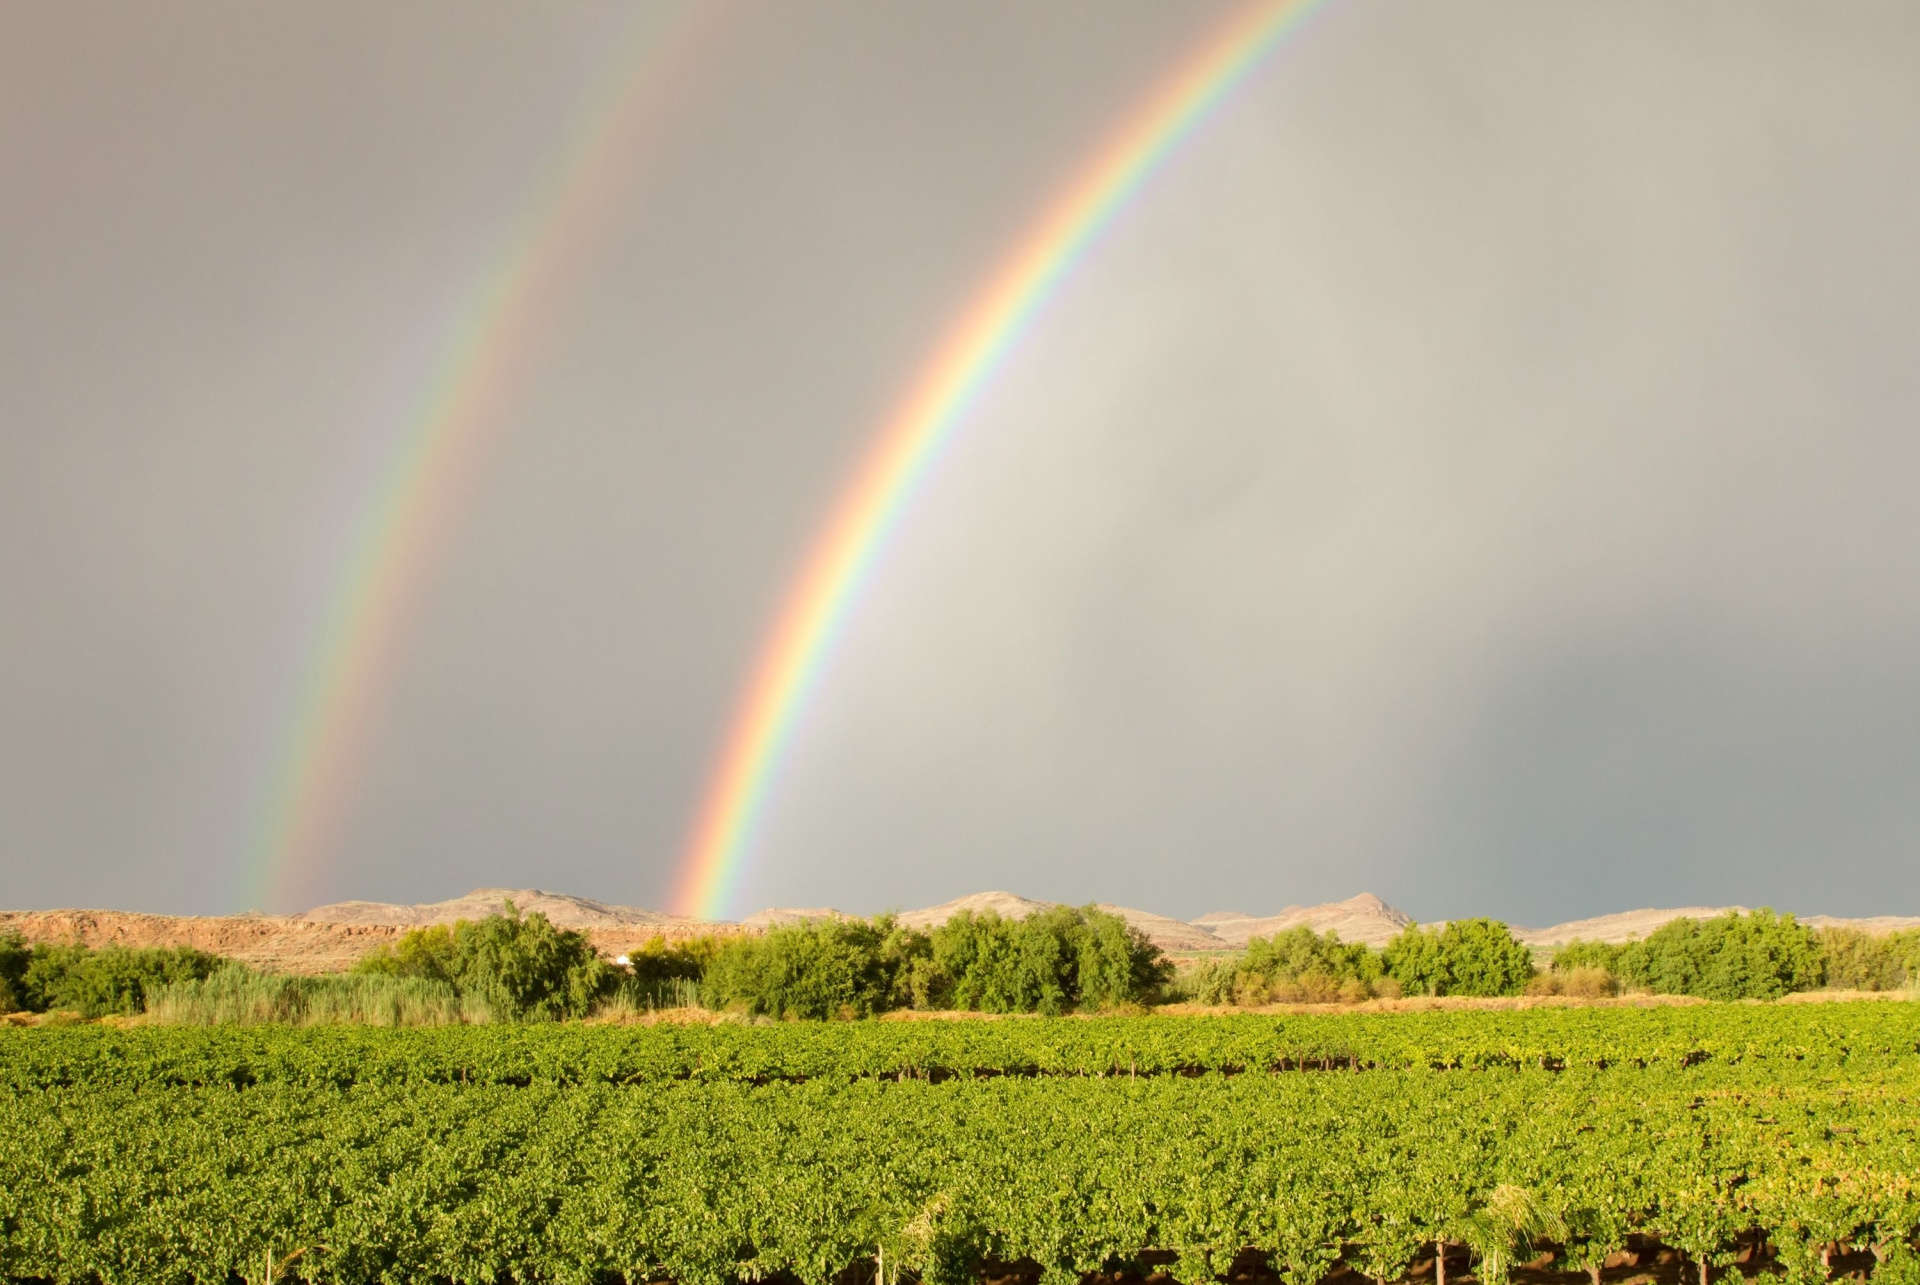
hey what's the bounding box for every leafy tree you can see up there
[356,903,617,1020]
[1382,926,1450,996]
[452,905,616,1020]
[702,917,899,1019]
[1439,919,1536,997]
[1074,907,1170,1008]
[926,907,1167,1015]
[1616,910,1822,1000]
[1383,921,1533,997]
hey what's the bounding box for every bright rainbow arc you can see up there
[248,1,721,913]
[672,0,1330,921]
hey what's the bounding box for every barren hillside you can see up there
[1195,893,1413,948]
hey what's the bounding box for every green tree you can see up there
[1438,919,1535,997]
[1382,926,1450,996]
[355,904,617,1020]
[702,917,896,1019]
[1383,920,1533,997]
[1617,910,1822,1000]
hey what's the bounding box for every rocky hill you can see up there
[1194,893,1414,948]
[1517,905,1920,946]
[301,887,687,932]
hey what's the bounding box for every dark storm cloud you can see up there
[3,1,1916,922]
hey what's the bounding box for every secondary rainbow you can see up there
[672,0,1331,920]
[248,1,723,912]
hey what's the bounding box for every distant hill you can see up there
[300,887,686,932]
[1519,906,1920,946]
[1195,893,1414,948]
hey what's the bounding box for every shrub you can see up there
[23,943,225,1017]
[1818,927,1920,991]
[1549,939,1624,975]
[1525,966,1616,1000]
[1559,966,1617,999]
[1169,958,1238,1005]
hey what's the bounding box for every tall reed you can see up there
[146,965,493,1026]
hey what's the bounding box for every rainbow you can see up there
[671,0,1331,920]
[247,1,724,913]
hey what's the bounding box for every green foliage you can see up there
[1616,909,1824,1000]
[18,942,225,1017]
[1382,919,1534,997]
[355,903,617,1021]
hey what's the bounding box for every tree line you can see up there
[1180,909,1920,1004]
[4,902,1914,1023]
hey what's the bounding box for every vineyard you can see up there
[3,1004,1918,1285]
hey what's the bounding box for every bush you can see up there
[1615,909,1823,1000]
[22,943,225,1017]
[1549,939,1624,975]
[1382,920,1534,997]
[356,903,617,1021]
[1170,957,1238,1005]
[1527,966,1617,999]
[1818,927,1920,991]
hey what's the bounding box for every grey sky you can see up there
[4,1,1917,924]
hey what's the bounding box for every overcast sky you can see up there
[5,1,1919,924]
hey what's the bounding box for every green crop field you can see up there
[4,1004,1918,1285]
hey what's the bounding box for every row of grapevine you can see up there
[3,1030,1919,1283]
[5,1001,1914,1091]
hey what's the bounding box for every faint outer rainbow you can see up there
[248,1,724,912]
[672,0,1330,920]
